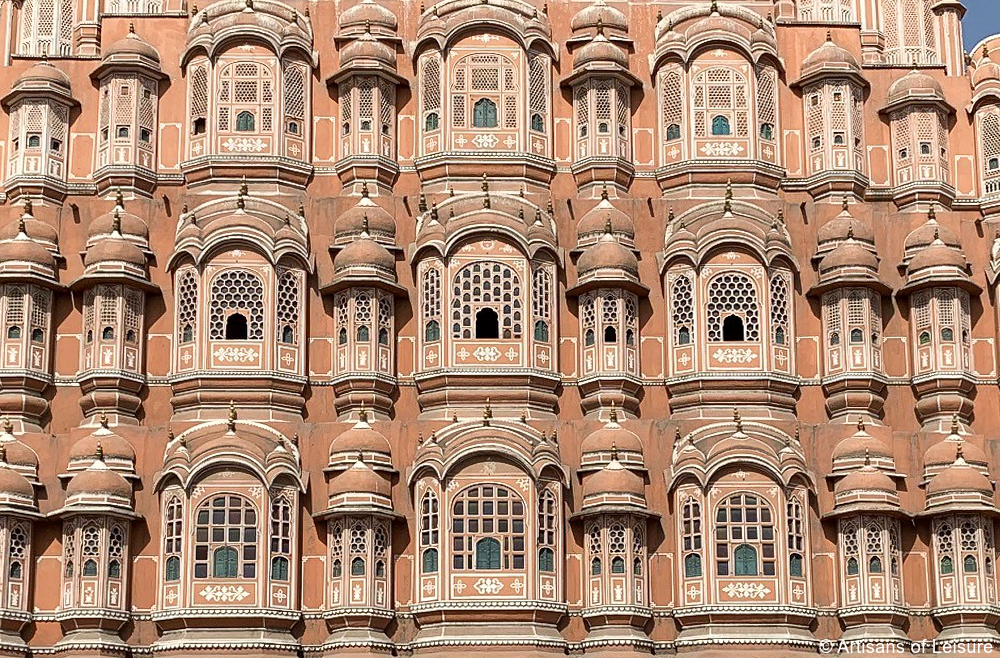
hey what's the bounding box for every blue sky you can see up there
[963,0,999,51]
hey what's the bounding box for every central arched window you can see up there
[451,484,525,571]
[712,116,731,136]
[209,270,265,340]
[217,61,274,135]
[707,272,760,342]
[715,493,775,577]
[450,53,518,131]
[452,261,523,339]
[693,67,749,140]
[194,495,258,579]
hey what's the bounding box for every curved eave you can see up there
[570,503,658,520]
[0,504,42,519]
[650,36,782,78]
[91,59,167,82]
[0,271,62,290]
[791,66,868,91]
[917,502,1000,517]
[326,63,406,87]
[313,505,403,521]
[807,273,892,297]
[414,12,557,61]
[167,235,312,271]
[562,63,640,88]
[412,225,561,266]
[822,503,908,519]
[181,30,316,69]
[1,85,79,110]
[49,504,140,520]
[69,270,159,293]
[320,271,406,296]
[879,95,956,117]
[897,273,982,297]
[566,272,648,297]
[967,85,1000,115]
[154,454,307,494]
[407,442,570,488]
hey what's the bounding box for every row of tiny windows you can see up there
[418,545,555,573]
[101,125,152,143]
[681,550,804,578]
[664,117,775,140]
[11,135,62,152]
[422,99,545,132]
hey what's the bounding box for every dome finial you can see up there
[601,181,609,201]
[361,181,370,198]
[608,401,618,424]
[842,195,850,212]
[846,224,854,240]
[864,446,871,467]
[112,208,122,235]
[365,18,371,34]
[610,440,619,462]
[16,214,26,237]
[596,16,604,36]
[928,204,936,222]
[430,202,439,222]
[604,216,613,235]
[359,401,369,424]
[0,444,7,466]
[951,413,960,435]
[933,226,940,241]
[100,411,109,430]
[22,198,33,217]
[227,400,237,432]
[733,407,742,432]
[482,172,489,193]
[1,417,11,434]
[483,397,493,425]
[418,190,427,213]
[857,415,865,433]
[115,187,125,209]
[95,441,105,463]
[826,29,832,42]
[129,21,135,34]
[723,178,733,214]
[710,0,719,14]
[956,441,966,464]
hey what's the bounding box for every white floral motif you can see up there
[473,346,502,362]
[221,137,268,153]
[473,578,504,595]
[700,142,744,157]
[516,477,531,491]
[200,585,251,603]
[472,134,500,148]
[712,348,758,364]
[213,346,260,363]
[722,582,770,599]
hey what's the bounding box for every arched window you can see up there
[225,313,248,340]
[531,113,544,132]
[941,555,954,574]
[164,496,183,581]
[707,272,760,342]
[682,497,702,577]
[209,270,265,340]
[604,325,617,343]
[591,556,602,575]
[539,547,554,572]
[666,123,681,140]
[194,495,258,579]
[475,537,501,569]
[685,553,702,577]
[964,555,978,573]
[672,274,694,346]
[712,116,731,136]
[789,553,803,577]
[236,111,255,132]
[473,99,498,129]
[537,489,557,572]
[18,0,74,56]
[420,490,439,571]
[715,493,775,576]
[452,261,523,339]
[165,556,180,581]
[734,544,758,576]
[351,556,366,575]
[534,320,549,341]
[177,270,198,345]
[869,556,883,573]
[217,61,274,135]
[270,496,292,582]
[425,112,439,131]
[422,548,438,573]
[452,484,525,570]
[425,320,440,342]
[847,556,859,575]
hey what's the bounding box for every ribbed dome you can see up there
[816,205,875,247]
[571,0,627,33]
[802,36,860,73]
[0,210,58,247]
[904,211,960,252]
[819,240,878,274]
[583,458,644,499]
[0,422,38,472]
[578,233,638,275]
[340,32,396,67]
[330,412,391,457]
[88,196,150,243]
[832,426,893,464]
[0,463,33,500]
[329,456,390,498]
[334,235,395,272]
[581,412,643,457]
[335,196,396,241]
[340,0,397,31]
[84,236,146,267]
[578,202,633,244]
[927,457,994,497]
[574,34,628,68]
[834,467,897,496]
[66,454,133,500]
[924,424,990,469]
[888,69,946,105]
[17,60,72,88]
[69,419,136,465]
[104,28,161,63]
[0,235,56,269]
[907,238,967,273]
[973,61,1000,87]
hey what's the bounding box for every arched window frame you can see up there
[450,261,523,340]
[706,271,761,343]
[193,494,258,580]
[450,484,526,571]
[978,108,1000,198]
[208,269,266,341]
[681,496,703,579]
[714,493,775,577]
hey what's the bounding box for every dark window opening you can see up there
[604,325,617,343]
[812,136,822,150]
[722,315,745,342]
[760,122,774,140]
[685,553,701,577]
[6,326,20,339]
[598,121,609,134]
[591,556,602,575]
[539,547,554,572]
[351,556,366,576]
[422,548,438,573]
[140,128,151,143]
[965,555,978,573]
[378,327,389,345]
[733,544,757,576]
[338,327,348,345]
[585,328,595,346]
[833,132,845,145]
[236,111,255,132]
[126,329,137,343]
[102,326,115,340]
[850,328,863,343]
[27,134,41,148]
[919,330,931,345]
[475,308,499,339]
[846,556,859,575]
[611,556,625,574]
[193,118,207,135]
[774,326,786,345]
[531,113,544,132]
[425,320,440,341]
[941,556,953,574]
[920,142,932,155]
[213,546,239,578]
[382,123,390,135]
[361,119,372,131]
[165,556,180,581]
[83,559,98,577]
[425,112,439,131]
[332,559,342,577]
[272,556,289,580]
[712,115,731,136]
[109,560,121,578]
[287,121,299,135]
[117,126,130,139]
[181,324,194,343]
[990,157,1000,171]
[625,328,635,346]
[50,138,62,152]
[357,325,370,342]
[342,121,351,135]
[869,556,883,573]
[225,313,249,340]
[473,98,498,128]
[666,123,681,140]
[941,327,954,341]
[375,560,385,577]
[789,553,803,577]
[678,326,691,345]
[281,325,294,344]
[534,320,549,342]
[475,537,501,569]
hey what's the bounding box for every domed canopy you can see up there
[0,420,39,478]
[819,240,879,276]
[340,30,396,68]
[60,445,136,517]
[580,408,644,471]
[922,418,991,488]
[98,24,164,79]
[0,212,59,284]
[340,0,398,33]
[2,60,77,108]
[927,457,994,498]
[329,455,390,498]
[795,34,864,88]
[901,236,979,295]
[87,192,151,248]
[831,420,895,474]
[582,456,645,503]
[334,185,396,245]
[887,69,947,106]
[816,202,875,252]
[577,192,634,249]
[84,234,147,268]
[0,449,35,503]
[329,408,393,471]
[333,234,396,273]
[571,0,628,34]
[0,203,59,249]
[573,32,628,69]
[903,208,960,256]
[578,231,638,276]
[834,466,898,498]
[67,415,136,474]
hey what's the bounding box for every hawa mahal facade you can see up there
[0,0,1000,655]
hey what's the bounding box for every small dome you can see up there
[17,60,72,89]
[802,36,860,73]
[582,458,644,499]
[819,240,879,275]
[0,234,56,269]
[927,457,994,498]
[580,411,643,457]
[578,232,638,275]
[0,421,38,472]
[924,425,990,470]
[571,0,628,33]
[69,418,136,466]
[340,0,398,32]
[104,28,161,64]
[65,453,133,500]
[578,202,633,245]
[888,69,946,105]
[335,193,396,242]
[0,448,34,502]
[816,203,875,248]
[907,238,967,273]
[574,34,628,68]
[834,467,897,497]
[340,32,396,67]
[334,235,396,273]
[832,425,893,464]
[330,411,391,458]
[972,61,1000,87]
[904,210,960,253]
[84,236,147,267]
[0,208,58,247]
[88,195,150,244]
[329,456,390,498]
